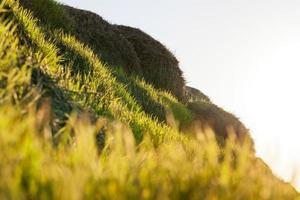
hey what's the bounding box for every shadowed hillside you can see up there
[185,86,211,102]
[116,25,185,100]
[19,0,251,143]
[20,0,186,101]
[0,0,298,199]
[63,5,143,76]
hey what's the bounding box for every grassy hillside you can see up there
[20,0,186,101]
[0,0,299,199]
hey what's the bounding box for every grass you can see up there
[19,0,74,31]
[0,103,298,199]
[116,25,186,100]
[0,0,299,199]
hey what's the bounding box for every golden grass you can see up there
[0,103,299,199]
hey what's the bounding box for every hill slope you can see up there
[19,0,252,144]
[0,0,298,199]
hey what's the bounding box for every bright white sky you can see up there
[59,0,300,190]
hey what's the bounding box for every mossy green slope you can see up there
[8,0,191,145]
[20,0,186,101]
[18,0,252,143]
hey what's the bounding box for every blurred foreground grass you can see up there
[0,103,299,200]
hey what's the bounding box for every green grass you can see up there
[19,0,74,31]
[0,0,299,199]
[6,0,185,144]
[0,103,298,199]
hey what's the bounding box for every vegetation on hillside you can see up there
[116,25,185,100]
[20,0,186,101]
[0,0,299,199]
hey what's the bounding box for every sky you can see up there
[59,0,300,190]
